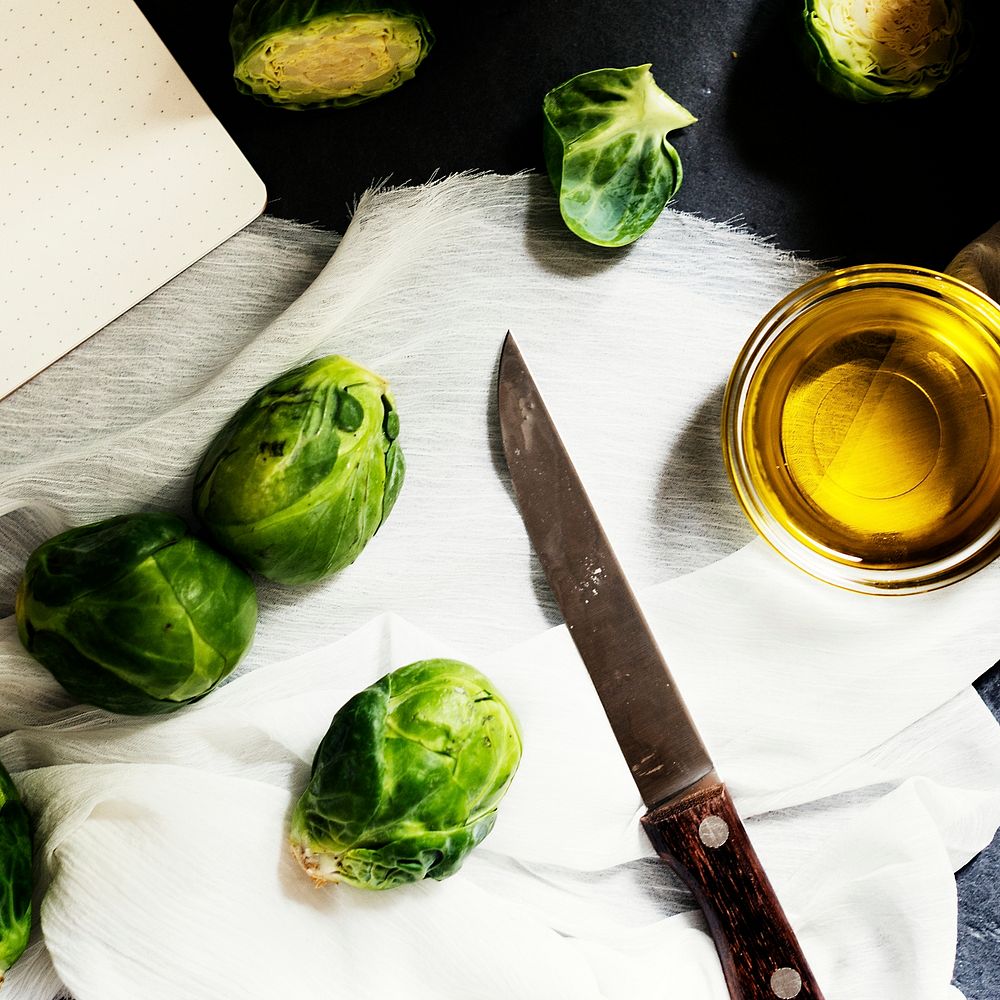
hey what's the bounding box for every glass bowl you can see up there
[722,264,1000,594]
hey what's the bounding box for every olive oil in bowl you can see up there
[723,266,1000,593]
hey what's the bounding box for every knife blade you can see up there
[498,333,824,1000]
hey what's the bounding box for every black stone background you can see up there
[134,1,1000,994]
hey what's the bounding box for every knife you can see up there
[497,333,824,1000]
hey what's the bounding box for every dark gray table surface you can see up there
[135,1,1000,994]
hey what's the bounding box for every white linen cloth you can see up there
[0,173,998,999]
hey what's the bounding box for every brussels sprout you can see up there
[290,659,522,890]
[543,64,696,248]
[230,0,434,109]
[802,0,966,102]
[0,762,31,985]
[15,514,258,715]
[193,355,404,586]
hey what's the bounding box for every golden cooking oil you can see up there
[733,272,1000,578]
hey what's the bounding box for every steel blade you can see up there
[498,333,715,808]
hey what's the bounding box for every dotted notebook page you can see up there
[0,0,267,400]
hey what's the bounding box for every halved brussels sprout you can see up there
[543,64,696,247]
[0,762,31,985]
[15,513,258,715]
[193,355,403,586]
[231,0,434,109]
[802,0,966,102]
[290,659,522,890]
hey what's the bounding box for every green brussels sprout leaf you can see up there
[543,64,696,248]
[290,659,522,890]
[16,513,257,715]
[230,0,434,109]
[194,355,404,586]
[802,0,967,102]
[0,763,31,984]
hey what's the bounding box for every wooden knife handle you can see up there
[641,779,824,1000]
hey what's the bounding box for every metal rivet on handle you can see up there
[698,815,729,848]
[770,967,802,998]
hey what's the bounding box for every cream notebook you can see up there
[1,0,267,400]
